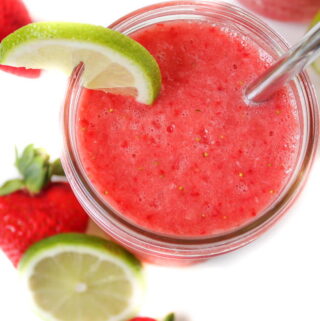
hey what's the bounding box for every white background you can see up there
[1,1,320,320]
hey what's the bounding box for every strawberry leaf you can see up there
[0,179,25,196]
[50,158,65,177]
[15,144,34,174]
[163,313,175,321]
[15,145,51,194]
[24,153,50,194]
[0,144,66,195]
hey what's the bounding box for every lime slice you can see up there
[18,233,144,321]
[310,11,320,73]
[0,22,161,104]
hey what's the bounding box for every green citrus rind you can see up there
[18,233,145,321]
[0,22,161,104]
[18,233,142,274]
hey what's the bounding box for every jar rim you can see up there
[62,1,319,257]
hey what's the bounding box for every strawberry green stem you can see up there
[0,144,65,196]
[163,313,175,321]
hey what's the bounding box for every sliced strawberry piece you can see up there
[0,0,41,78]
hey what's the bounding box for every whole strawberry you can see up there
[0,145,89,266]
[130,313,175,321]
[0,0,40,78]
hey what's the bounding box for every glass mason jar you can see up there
[238,0,320,22]
[62,1,319,265]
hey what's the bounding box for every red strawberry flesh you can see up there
[0,0,41,77]
[0,182,89,266]
[0,65,41,78]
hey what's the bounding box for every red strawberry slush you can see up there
[76,21,300,237]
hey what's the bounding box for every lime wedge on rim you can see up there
[18,233,144,321]
[310,11,320,73]
[0,22,161,104]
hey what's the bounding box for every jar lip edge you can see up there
[108,0,291,50]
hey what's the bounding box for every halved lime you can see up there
[310,11,320,73]
[0,22,161,104]
[18,233,144,321]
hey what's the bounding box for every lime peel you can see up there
[18,233,145,321]
[0,22,161,104]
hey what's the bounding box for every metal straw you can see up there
[245,22,320,104]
